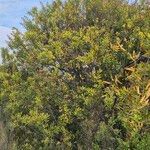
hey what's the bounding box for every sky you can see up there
[0,0,51,47]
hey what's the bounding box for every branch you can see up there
[125,55,150,68]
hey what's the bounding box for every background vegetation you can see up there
[0,0,150,149]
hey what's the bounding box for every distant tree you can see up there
[0,0,150,149]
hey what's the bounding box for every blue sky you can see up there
[0,0,51,47]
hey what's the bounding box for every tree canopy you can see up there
[0,0,150,149]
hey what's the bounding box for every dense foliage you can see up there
[0,0,150,149]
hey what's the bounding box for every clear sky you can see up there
[0,0,51,47]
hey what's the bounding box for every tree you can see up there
[0,0,150,149]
